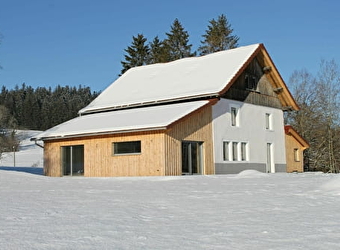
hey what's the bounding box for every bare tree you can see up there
[286,60,340,172]
[0,105,19,159]
[315,60,340,172]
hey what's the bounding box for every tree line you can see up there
[0,83,99,131]
[120,14,239,74]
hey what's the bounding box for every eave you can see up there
[284,125,310,149]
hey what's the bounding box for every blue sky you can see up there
[0,0,338,92]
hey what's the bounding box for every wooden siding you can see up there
[44,141,62,177]
[223,57,282,109]
[256,46,299,110]
[285,126,309,173]
[285,134,304,172]
[43,102,215,177]
[165,104,214,175]
[44,131,166,177]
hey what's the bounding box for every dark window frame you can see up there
[245,73,258,91]
[113,141,141,156]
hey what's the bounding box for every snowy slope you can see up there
[0,130,43,174]
[1,133,340,249]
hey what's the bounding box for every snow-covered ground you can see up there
[0,130,44,174]
[1,132,340,249]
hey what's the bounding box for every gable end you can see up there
[222,56,282,109]
[220,44,298,111]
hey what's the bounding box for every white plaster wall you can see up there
[212,98,286,170]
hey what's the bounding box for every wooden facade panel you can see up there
[44,131,166,177]
[285,134,304,173]
[165,105,214,175]
[44,104,214,177]
[223,57,282,109]
[44,142,62,177]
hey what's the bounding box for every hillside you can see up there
[0,130,43,174]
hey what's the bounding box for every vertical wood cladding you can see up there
[43,104,214,177]
[223,57,282,109]
[165,104,214,175]
[285,134,304,173]
[44,131,166,177]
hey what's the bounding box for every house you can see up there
[32,43,299,177]
[284,125,309,172]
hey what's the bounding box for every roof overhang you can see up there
[257,45,299,111]
[284,125,310,149]
[32,100,214,141]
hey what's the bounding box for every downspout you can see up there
[34,140,44,149]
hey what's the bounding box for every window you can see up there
[265,113,272,130]
[294,148,300,162]
[223,141,230,161]
[231,106,239,126]
[182,141,203,175]
[61,145,84,176]
[113,141,141,155]
[224,141,248,162]
[245,74,257,90]
[241,142,247,161]
[232,142,238,161]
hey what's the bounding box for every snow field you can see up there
[0,131,340,249]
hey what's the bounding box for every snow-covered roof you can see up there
[32,101,210,141]
[79,44,261,114]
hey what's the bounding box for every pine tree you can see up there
[165,18,195,61]
[198,14,239,55]
[148,36,170,64]
[0,84,98,130]
[121,34,149,75]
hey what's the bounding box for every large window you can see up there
[223,141,248,162]
[61,145,84,176]
[182,141,203,175]
[113,141,141,155]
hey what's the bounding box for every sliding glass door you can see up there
[182,141,203,175]
[61,145,84,176]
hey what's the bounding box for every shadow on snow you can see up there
[0,166,43,175]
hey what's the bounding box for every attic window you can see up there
[245,74,257,90]
[113,141,141,155]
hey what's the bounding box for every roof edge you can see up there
[79,93,219,115]
[167,98,218,129]
[284,125,310,149]
[259,45,300,111]
[32,126,168,142]
[218,43,262,95]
